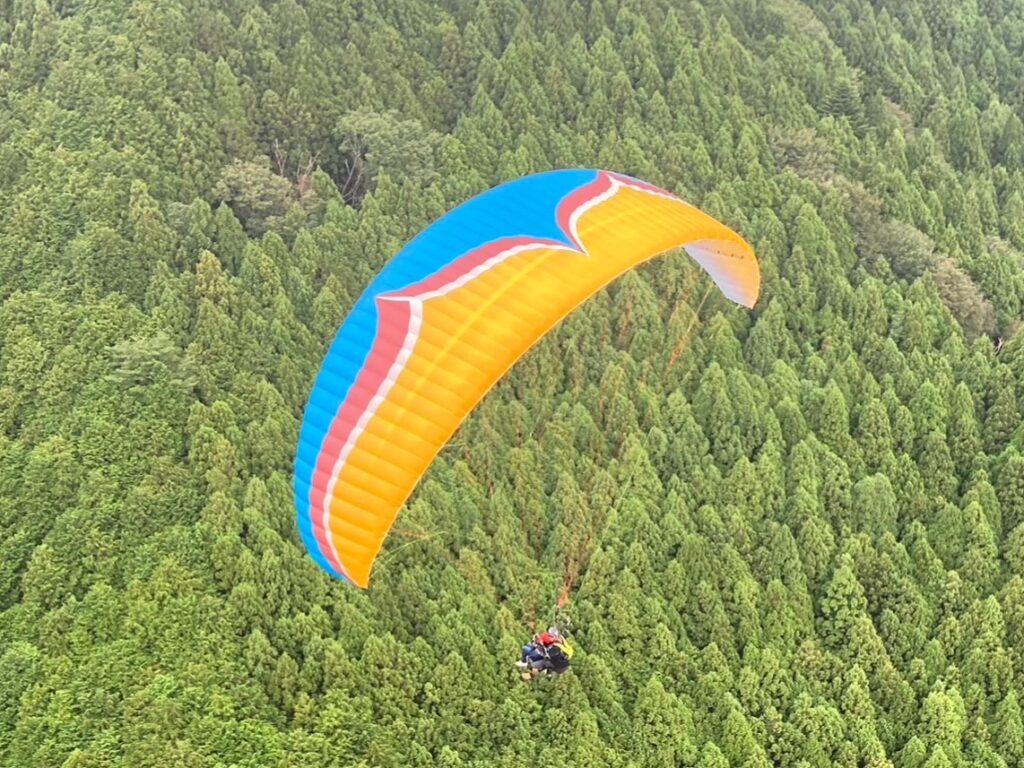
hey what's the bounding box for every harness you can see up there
[544,642,572,672]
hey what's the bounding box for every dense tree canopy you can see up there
[1,0,1023,765]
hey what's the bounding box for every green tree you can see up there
[985,367,1019,453]
[993,690,1024,765]
[632,676,697,767]
[997,454,1024,532]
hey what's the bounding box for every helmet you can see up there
[547,626,561,638]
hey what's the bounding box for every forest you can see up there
[2,0,1024,765]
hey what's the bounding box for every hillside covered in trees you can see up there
[2,0,1024,765]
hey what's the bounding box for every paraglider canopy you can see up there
[294,169,759,587]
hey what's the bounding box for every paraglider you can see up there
[516,625,574,681]
[293,169,759,588]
